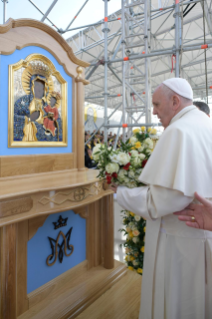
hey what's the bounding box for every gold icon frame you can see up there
[8,53,67,147]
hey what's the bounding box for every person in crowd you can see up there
[110,78,212,319]
[193,100,210,117]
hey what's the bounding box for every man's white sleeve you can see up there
[116,185,193,220]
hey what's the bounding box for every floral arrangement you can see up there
[93,126,158,274]
[93,126,157,188]
[121,210,146,274]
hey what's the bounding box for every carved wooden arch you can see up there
[1,42,80,79]
[0,18,90,68]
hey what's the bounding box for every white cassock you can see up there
[117,105,212,319]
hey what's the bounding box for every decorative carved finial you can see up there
[76,66,90,85]
[76,66,83,78]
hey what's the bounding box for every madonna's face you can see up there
[34,79,45,99]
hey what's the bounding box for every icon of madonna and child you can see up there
[12,59,67,146]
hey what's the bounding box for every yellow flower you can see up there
[135,141,141,149]
[130,256,135,261]
[133,128,140,134]
[125,256,128,261]
[143,226,146,232]
[141,246,145,253]
[128,266,134,271]
[147,127,152,133]
[141,126,146,132]
[150,128,157,135]
[131,147,135,150]
[129,231,134,238]
[137,268,143,274]
[130,212,135,217]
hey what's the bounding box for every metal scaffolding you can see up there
[2,0,212,141]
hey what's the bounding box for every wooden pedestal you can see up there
[0,170,118,319]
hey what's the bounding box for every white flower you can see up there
[128,170,135,178]
[117,152,131,165]
[118,169,127,181]
[135,215,141,221]
[130,150,139,157]
[130,136,137,145]
[136,168,142,176]
[131,157,141,168]
[138,153,145,160]
[129,222,135,228]
[123,176,130,183]
[138,146,144,152]
[126,226,131,233]
[132,237,139,244]
[146,149,153,155]
[92,144,102,161]
[132,259,139,266]
[109,153,119,163]
[105,163,119,174]
[125,211,130,217]
[144,138,153,149]
[127,255,131,261]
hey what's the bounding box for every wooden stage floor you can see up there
[76,268,142,319]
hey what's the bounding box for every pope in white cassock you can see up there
[111,78,212,319]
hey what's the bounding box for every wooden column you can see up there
[76,66,89,171]
[0,224,17,319]
[102,194,114,269]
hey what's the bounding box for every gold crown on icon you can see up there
[28,62,52,79]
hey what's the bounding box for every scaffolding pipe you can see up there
[65,0,90,31]
[103,0,109,143]
[2,0,7,24]
[121,0,126,142]
[144,0,152,124]
[113,115,123,149]
[175,0,180,77]
[89,42,212,66]
[28,0,58,29]
[41,0,58,22]
[105,123,161,128]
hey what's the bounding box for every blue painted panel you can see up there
[27,210,86,293]
[0,46,72,155]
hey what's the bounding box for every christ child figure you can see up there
[43,91,61,137]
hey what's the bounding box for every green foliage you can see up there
[120,211,146,275]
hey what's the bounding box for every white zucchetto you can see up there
[163,78,193,100]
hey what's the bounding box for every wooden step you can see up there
[76,268,142,319]
[18,260,128,319]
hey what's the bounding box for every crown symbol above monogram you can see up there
[28,62,52,79]
[53,215,68,229]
